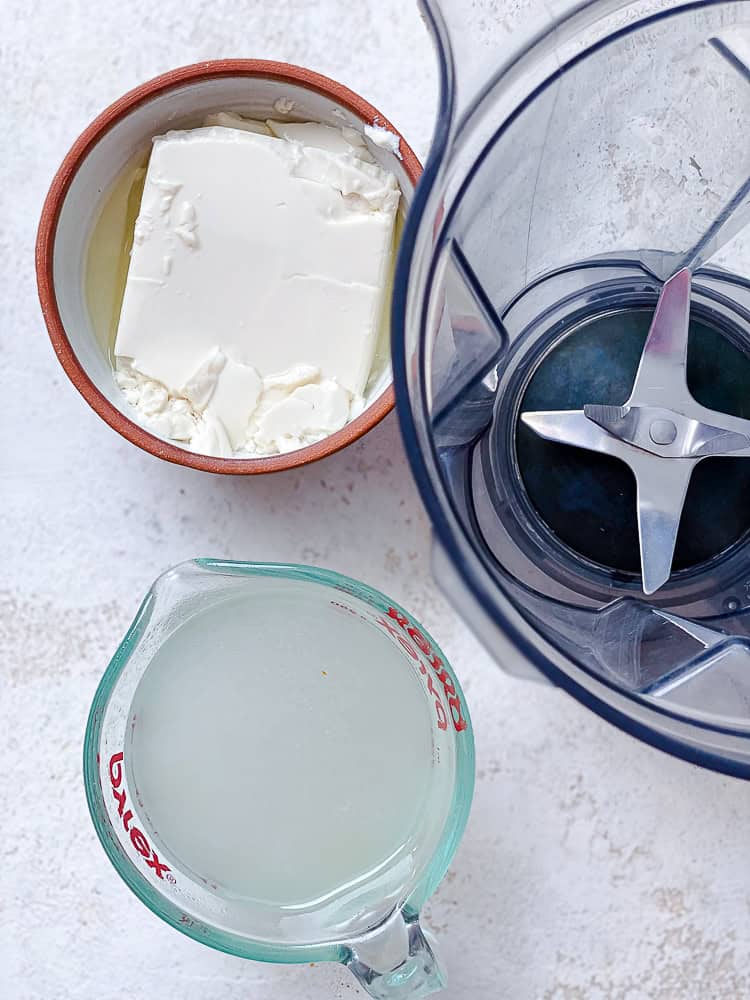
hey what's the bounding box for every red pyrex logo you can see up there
[108,753,172,881]
[378,607,469,734]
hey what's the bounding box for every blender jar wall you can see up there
[393,0,750,774]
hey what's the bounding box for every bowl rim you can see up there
[36,59,422,475]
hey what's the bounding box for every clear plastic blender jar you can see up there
[393,0,750,774]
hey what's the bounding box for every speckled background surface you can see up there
[3,2,750,998]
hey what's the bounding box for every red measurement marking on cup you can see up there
[384,608,469,733]
[108,753,173,881]
[329,598,468,733]
[373,612,448,731]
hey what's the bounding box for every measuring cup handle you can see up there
[345,911,446,999]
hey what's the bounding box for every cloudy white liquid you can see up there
[125,586,446,917]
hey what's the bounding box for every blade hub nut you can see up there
[649,418,678,446]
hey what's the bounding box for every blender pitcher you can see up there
[393,0,750,774]
[84,560,474,999]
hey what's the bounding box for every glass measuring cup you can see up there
[392,1,750,773]
[83,560,474,999]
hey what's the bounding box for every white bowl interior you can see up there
[53,74,415,450]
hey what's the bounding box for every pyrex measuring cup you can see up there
[84,560,473,999]
[393,0,750,774]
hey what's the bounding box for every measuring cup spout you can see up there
[345,909,446,999]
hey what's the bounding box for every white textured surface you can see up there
[3,2,750,998]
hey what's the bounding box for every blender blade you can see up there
[522,269,750,594]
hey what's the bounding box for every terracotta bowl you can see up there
[37,60,421,474]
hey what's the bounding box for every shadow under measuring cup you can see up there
[84,560,474,998]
